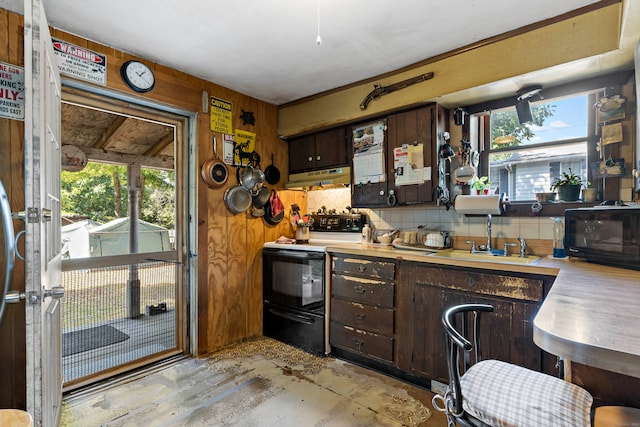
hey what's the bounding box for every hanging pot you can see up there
[239,165,265,195]
[264,154,281,185]
[263,190,285,225]
[252,185,271,208]
[201,136,228,187]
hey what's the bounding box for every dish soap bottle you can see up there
[361,223,371,244]
[552,217,566,258]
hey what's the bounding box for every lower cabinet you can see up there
[329,254,558,387]
[330,255,396,363]
[396,262,557,383]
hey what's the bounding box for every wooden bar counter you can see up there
[532,259,640,379]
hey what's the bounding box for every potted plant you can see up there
[550,168,584,201]
[471,176,491,195]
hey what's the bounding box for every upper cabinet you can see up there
[288,127,348,173]
[351,104,448,208]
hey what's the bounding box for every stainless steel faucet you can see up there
[484,214,492,252]
[517,237,527,258]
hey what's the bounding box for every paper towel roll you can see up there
[455,194,504,215]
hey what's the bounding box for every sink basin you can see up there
[428,249,541,265]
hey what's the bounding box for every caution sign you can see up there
[0,61,25,120]
[52,38,107,85]
[210,96,233,134]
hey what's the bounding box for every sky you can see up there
[526,95,588,143]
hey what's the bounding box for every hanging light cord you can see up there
[316,0,322,45]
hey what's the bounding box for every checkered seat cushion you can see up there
[460,359,593,427]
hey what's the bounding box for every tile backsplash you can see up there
[306,187,559,244]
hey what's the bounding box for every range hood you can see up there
[286,167,351,190]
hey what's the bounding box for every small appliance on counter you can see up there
[565,205,640,270]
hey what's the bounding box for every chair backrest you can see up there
[441,303,494,420]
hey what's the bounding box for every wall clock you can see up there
[120,60,155,93]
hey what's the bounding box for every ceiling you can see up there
[3,0,631,106]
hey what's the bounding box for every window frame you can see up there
[477,92,598,203]
[461,70,632,216]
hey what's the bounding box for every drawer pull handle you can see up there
[357,265,367,273]
[352,338,364,350]
[355,313,366,320]
[354,285,366,294]
[466,277,475,287]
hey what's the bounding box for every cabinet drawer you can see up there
[331,298,393,335]
[413,265,544,302]
[332,274,394,307]
[333,257,395,280]
[330,322,393,362]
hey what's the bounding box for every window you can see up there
[483,93,594,201]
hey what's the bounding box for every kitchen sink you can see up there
[428,249,541,265]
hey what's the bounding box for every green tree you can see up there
[490,104,556,149]
[62,162,175,229]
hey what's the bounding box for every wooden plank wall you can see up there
[0,9,27,410]
[0,7,300,408]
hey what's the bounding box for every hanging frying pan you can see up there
[264,154,281,185]
[264,200,284,225]
[201,136,228,187]
[224,184,252,214]
[224,167,252,214]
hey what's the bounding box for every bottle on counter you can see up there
[361,223,371,244]
[552,217,566,258]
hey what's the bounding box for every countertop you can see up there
[325,242,640,378]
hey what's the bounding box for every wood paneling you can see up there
[0,8,290,408]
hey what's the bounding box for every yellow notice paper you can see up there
[210,96,233,134]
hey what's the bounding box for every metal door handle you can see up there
[42,208,52,222]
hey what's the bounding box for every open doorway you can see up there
[59,88,194,391]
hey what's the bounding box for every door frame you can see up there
[60,78,199,359]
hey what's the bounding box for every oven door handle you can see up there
[268,250,324,260]
[268,308,315,325]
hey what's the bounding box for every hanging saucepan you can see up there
[264,154,281,185]
[239,165,265,195]
[201,136,228,187]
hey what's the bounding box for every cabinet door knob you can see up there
[352,338,364,350]
[357,265,367,273]
[316,155,321,161]
[354,285,366,294]
[308,156,313,162]
[355,313,366,320]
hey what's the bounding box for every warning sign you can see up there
[210,96,233,134]
[52,38,107,85]
[0,61,25,120]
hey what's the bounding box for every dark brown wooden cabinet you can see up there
[396,262,557,383]
[288,126,348,173]
[330,256,396,363]
[351,104,448,207]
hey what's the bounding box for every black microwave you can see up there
[565,206,640,270]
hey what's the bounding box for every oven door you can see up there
[262,248,325,313]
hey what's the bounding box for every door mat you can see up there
[63,325,129,357]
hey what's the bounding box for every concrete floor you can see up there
[61,337,448,426]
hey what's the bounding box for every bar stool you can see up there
[432,304,599,427]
